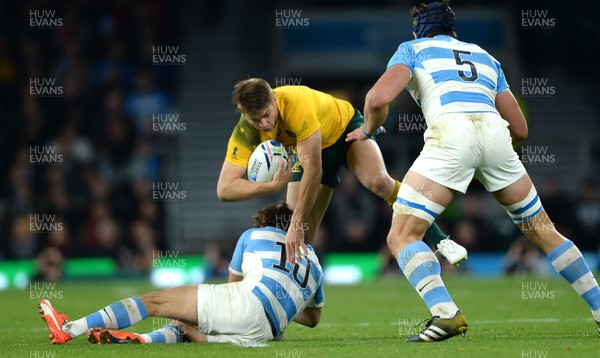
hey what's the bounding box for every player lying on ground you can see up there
[217,78,466,265]
[39,202,324,345]
[348,0,600,342]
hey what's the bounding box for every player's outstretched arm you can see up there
[292,307,322,328]
[344,125,386,142]
[174,321,208,343]
[286,130,322,264]
[216,160,291,201]
[495,89,528,143]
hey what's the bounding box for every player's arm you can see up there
[286,129,322,264]
[294,281,324,327]
[216,160,290,201]
[292,307,322,328]
[175,321,208,343]
[495,89,528,143]
[227,229,249,282]
[363,65,411,136]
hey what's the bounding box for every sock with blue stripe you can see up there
[397,241,459,318]
[62,297,148,337]
[548,240,600,322]
[140,323,184,343]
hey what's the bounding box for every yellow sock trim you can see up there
[385,180,401,206]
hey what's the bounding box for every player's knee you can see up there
[387,183,442,253]
[386,232,408,259]
[367,173,393,198]
[386,230,399,253]
[518,211,565,253]
[140,291,162,315]
[386,219,426,249]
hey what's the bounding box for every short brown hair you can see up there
[232,78,274,118]
[253,201,293,229]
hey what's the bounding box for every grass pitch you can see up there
[1,276,598,357]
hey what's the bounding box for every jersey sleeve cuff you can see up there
[228,267,242,276]
[225,157,249,169]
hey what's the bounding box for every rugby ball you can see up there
[247,140,289,182]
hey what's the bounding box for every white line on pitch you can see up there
[319,317,592,328]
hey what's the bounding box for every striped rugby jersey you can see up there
[229,227,324,334]
[388,35,509,124]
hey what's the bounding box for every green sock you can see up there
[424,223,448,245]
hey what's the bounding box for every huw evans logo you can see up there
[29,350,56,358]
[29,282,63,300]
[152,250,186,268]
[398,113,427,134]
[521,281,555,301]
[152,113,187,133]
[274,213,309,232]
[30,214,63,233]
[275,350,302,358]
[521,78,555,97]
[275,10,309,29]
[521,351,548,358]
[521,10,555,30]
[521,146,556,166]
[30,78,63,97]
[29,146,63,165]
[275,78,311,96]
[152,182,187,201]
[275,77,302,86]
[152,46,186,65]
[398,318,426,336]
[29,9,63,29]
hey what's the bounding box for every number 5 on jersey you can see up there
[452,49,478,82]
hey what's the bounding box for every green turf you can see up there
[1,276,598,357]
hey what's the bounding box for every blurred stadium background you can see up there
[1,0,599,290]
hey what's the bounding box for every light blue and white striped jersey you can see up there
[229,227,324,334]
[388,35,509,124]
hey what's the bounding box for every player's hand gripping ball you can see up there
[247,140,289,182]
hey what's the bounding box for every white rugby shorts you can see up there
[410,112,526,193]
[197,281,274,344]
